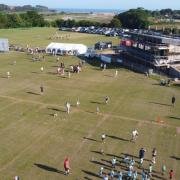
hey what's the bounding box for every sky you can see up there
[1,0,180,10]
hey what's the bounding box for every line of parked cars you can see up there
[59,26,131,38]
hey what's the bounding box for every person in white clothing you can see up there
[66,102,71,114]
[14,176,20,180]
[131,129,138,142]
[40,67,44,72]
[7,71,10,79]
[114,70,118,78]
[76,98,80,107]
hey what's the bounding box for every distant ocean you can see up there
[52,8,125,14]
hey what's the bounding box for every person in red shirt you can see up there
[169,170,174,179]
[64,158,70,175]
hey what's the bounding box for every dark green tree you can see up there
[118,8,150,29]
[110,17,122,28]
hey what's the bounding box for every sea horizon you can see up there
[51,8,126,14]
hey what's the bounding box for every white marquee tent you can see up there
[46,42,87,55]
[0,39,9,52]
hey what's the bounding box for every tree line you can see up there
[0,8,179,36]
[0,11,48,28]
[0,11,116,28]
[0,4,49,12]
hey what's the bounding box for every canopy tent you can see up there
[46,42,87,55]
[0,39,9,52]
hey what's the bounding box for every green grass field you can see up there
[0,27,119,48]
[0,28,179,180]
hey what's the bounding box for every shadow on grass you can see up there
[85,110,96,114]
[47,72,57,75]
[84,177,93,180]
[34,163,64,174]
[170,155,180,160]
[106,135,129,142]
[83,137,98,142]
[149,102,171,107]
[90,160,112,169]
[91,150,103,155]
[48,107,66,113]
[27,91,40,96]
[1,76,8,79]
[152,174,166,180]
[82,170,101,179]
[121,153,139,159]
[168,116,180,120]
[104,74,113,78]
[106,153,123,159]
[90,101,103,105]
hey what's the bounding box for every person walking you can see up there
[7,71,10,79]
[103,173,109,180]
[112,157,117,169]
[139,148,146,160]
[172,96,176,107]
[103,64,107,70]
[14,176,20,180]
[40,67,44,72]
[68,71,71,79]
[152,148,157,164]
[99,167,104,177]
[100,63,103,69]
[40,84,44,95]
[141,169,146,180]
[114,70,118,78]
[105,96,110,104]
[66,102,71,114]
[131,129,138,142]
[64,158,70,175]
[101,133,106,143]
[96,106,100,114]
[169,170,174,179]
[162,164,167,175]
[76,98,80,107]
[148,164,153,177]
[133,170,138,180]
[139,148,146,167]
[117,171,123,180]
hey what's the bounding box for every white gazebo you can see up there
[46,42,87,55]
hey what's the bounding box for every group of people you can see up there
[97,130,175,180]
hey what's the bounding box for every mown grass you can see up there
[0,28,179,179]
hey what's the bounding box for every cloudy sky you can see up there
[2,0,180,10]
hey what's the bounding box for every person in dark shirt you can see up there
[139,148,146,160]
[171,96,176,107]
[40,84,44,95]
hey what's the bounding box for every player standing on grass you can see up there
[7,71,10,79]
[105,96,110,104]
[64,158,70,175]
[101,133,106,143]
[114,70,118,78]
[169,170,174,179]
[152,148,157,164]
[162,163,167,175]
[66,102,71,114]
[40,67,44,72]
[40,84,44,95]
[76,98,80,107]
[131,129,138,142]
[171,96,176,107]
[14,176,20,180]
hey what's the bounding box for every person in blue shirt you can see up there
[117,171,123,180]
